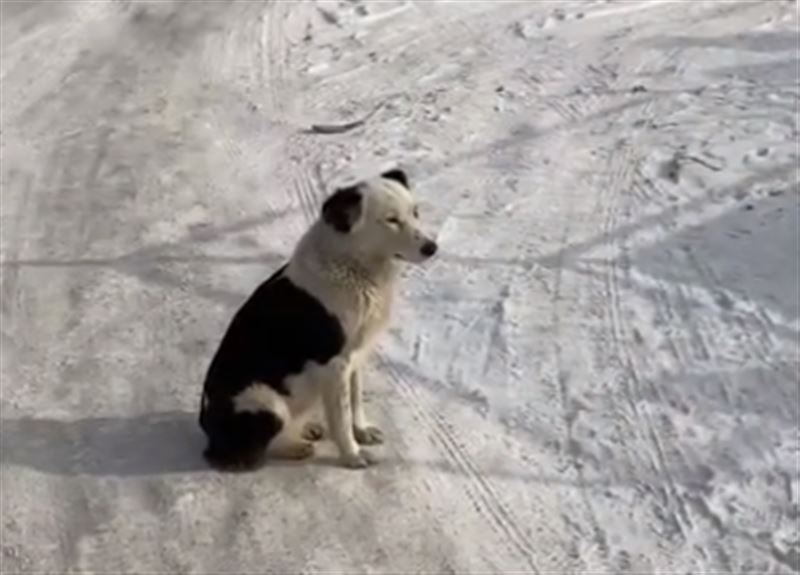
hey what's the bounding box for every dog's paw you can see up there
[272,441,315,461]
[354,425,384,445]
[341,449,378,469]
[301,422,326,442]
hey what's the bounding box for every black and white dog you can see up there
[199,169,437,469]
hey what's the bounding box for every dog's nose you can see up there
[420,240,438,258]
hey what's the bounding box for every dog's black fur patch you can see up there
[322,186,363,233]
[201,409,283,470]
[381,168,409,188]
[199,264,345,468]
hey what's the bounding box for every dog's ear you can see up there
[322,186,364,233]
[381,168,409,189]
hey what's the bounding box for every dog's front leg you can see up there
[350,368,383,445]
[322,362,376,468]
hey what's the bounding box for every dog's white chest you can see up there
[349,287,392,352]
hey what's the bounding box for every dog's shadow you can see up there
[0,413,623,486]
[0,412,357,476]
[0,411,211,477]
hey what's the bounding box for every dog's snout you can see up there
[420,240,438,258]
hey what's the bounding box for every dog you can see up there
[198,168,437,469]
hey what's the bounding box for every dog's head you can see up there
[321,169,438,263]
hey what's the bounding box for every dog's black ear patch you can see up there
[322,186,363,233]
[381,168,409,188]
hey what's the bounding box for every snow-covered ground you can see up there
[1,0,798,572]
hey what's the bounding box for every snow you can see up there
[1,0,798,572]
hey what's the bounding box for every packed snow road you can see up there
[1,0,798,572]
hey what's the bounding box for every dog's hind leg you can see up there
[235,384,315,460]
[297,399,326,441]
[301,420,326,441]
[267,429,315,460]
[206,382,295,467]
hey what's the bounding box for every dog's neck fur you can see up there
[287,223,398,308]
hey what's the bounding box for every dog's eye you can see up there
[412,206,420,219]
[386,216,401,227]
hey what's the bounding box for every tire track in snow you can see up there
[547,63,654,523]
[542,40,686,568]
[0,170,33,342]
[199,4,287,227]
[620,170,796,567]
[546,176,613,566]
[207,1,322,230]
[597,45,711,547]
[264,1,288,118]
[596,20,798,559]
[602,143,696,542]
[520,65,593,124]
[188,4,313,552]
[205,1,329,237]
[289,141,326,225]
[538,32,717,563]
[603,150,759,572]
[269,3,331,227]
[309,2,535,93]
[378,352,543,574]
